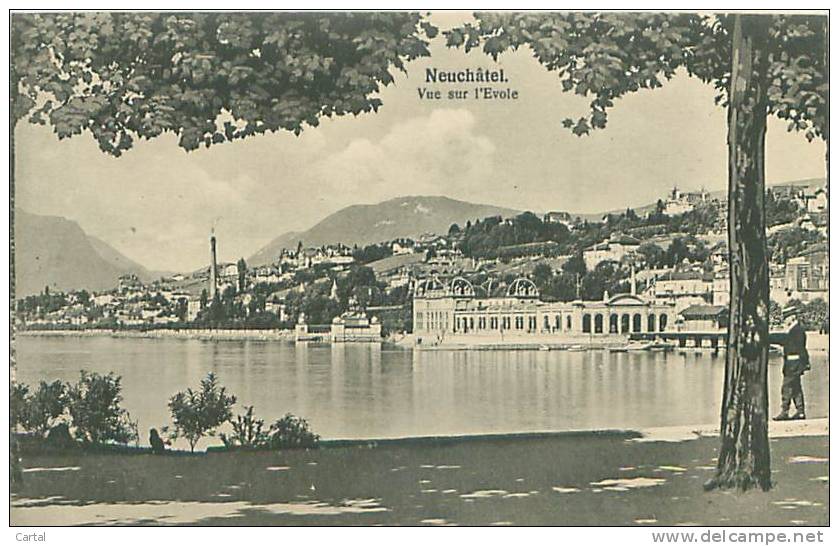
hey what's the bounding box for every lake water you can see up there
[14,336,829,448]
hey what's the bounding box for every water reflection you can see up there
[15,336,828,445]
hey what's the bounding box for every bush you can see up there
[267,414,320,449]
[10,383,30,431]
[801,298,828,331]
[9,382,29,431]
[220,405,267,449]
[24,380,68,435]
[168,372,236,452]
[66,370,138,445]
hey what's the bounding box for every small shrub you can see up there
[267,414,320,449]
[168,372,236,452]
[221,405,268,449]
[66,370,138,445]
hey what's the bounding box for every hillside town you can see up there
[15,182,829,340]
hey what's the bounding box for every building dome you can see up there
[415,277,445,297]
[449,276,475,296]
[507,277,539,298]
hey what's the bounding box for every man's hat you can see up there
[782,304,800,319]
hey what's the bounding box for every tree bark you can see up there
[10,68,23,491]
[823,19,829,238]
[708,14,772,492]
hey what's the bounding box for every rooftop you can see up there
[679,304,727,319]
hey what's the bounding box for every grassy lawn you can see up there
[11,433,828,526]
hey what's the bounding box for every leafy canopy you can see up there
[65,370,138,444]
[12,12,437,155]
[21,380,68,435]
[446,13,826,141]
[168,372,236,451]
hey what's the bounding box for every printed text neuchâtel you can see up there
[418,68,519,100]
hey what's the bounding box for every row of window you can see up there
[415,310,448,332]
[418,311,670,334]
[454,314,542,332]
[580,312,668,334]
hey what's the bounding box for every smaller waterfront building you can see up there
[295,311,382,342]
[676,304,728,331]
[330,312,382,342]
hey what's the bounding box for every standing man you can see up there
[773,305,810,421]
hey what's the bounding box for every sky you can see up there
[14,12,827,272]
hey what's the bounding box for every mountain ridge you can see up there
[14,177,825,292]
[248,178,825,264]
[13,208,168,296]
[247,195,520,265]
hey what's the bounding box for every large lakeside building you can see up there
[412,276,677,338]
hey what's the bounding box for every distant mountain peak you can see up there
[247,195,520,266]
[14,208,161,296]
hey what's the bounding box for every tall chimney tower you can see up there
[209,230,219,301]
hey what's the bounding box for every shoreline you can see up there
[18,328,828,351]
[233,417,831,450]
[17,418,828,457]
[15,328,296,342]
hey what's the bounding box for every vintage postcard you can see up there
[7,9,830,533]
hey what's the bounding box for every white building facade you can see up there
[413,277,677,338]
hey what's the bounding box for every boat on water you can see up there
[538,344,552,351]
[566,344,586,352]
[627,341,654,351]
[650,340,677,352]
[610,341,653,352]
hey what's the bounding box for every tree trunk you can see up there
[10,73,23,491]
[708,14,772,492]
[823,19,829,238]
